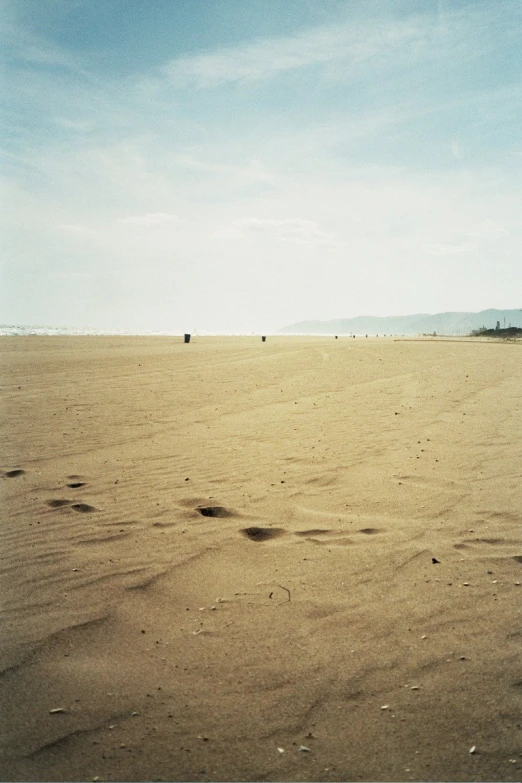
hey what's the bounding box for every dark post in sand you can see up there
[184,333,191,344]
[261,336,266,342]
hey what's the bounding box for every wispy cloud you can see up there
[53,117,96,132]
[54,223,95,235]
[172,153,276,186]
[160,2,520,92]
[2,21,93,79]
[420,216,511,259]
[421,218,510,259]
[117,213,181,228]
[215,217,342,248]
[162,18,432,89]
[451,140,464,160]
[422,242,474,255]
[467,219,509,238]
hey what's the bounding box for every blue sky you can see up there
[1,0,521,333]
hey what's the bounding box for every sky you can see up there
[1,0,521,333]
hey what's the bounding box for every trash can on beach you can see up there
[184,333,191,344]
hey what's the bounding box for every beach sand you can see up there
[1,335,521,782]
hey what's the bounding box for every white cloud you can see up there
[54,223,95,235]
[3,21,93,79]
[483,218,509,236]
[421,242,473,255]
[451,139,464,159]
[421,220,509,260]
[53,117,95,132]
[173,153,276,185]
[117,213,181,228]
[215,217,342,248]
[467,218,509,238]
[162,18,430,89]
[160,3,519,91]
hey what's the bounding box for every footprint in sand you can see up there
[76,531,130,545]
[294,529,333,537]
[4,469,25,478]
[293,527,385,546]
[65,474,87,488]
[197,506,234,518]
[46,500,97,512]
[303,535,354,547]
[294,529,351,545]
[71,503,97,513]
[242,527,286,541]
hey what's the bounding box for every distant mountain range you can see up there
[279,309,522,336]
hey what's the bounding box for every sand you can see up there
[1,335,521,782]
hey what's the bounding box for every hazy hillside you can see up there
[279,309,522,336]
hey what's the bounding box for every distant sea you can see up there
[0,326,271,337]
[0,325,172,336]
